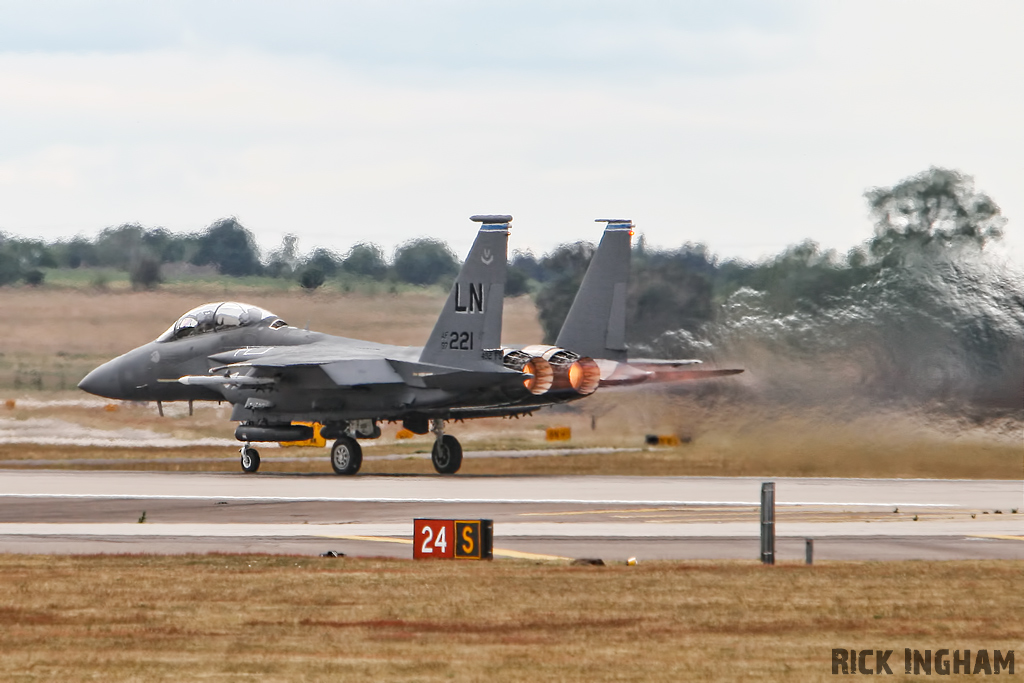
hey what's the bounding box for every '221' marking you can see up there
[447,331,474,350]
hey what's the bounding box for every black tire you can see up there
[330,436,362,475]
[240,447,260,473]
[431,434,463,474]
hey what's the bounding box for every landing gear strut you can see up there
[240,444,260,473]
[330,435,362,475]
[430,419,463,474]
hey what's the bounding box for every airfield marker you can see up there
[761,482,775,565]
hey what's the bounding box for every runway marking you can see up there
[0,494,957,507]
[520,506,703,516]
[320,534,570,561]
[490,548,572,561]
[323,534,412,546]
[970,534,1024,542]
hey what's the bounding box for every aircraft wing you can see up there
[207,343,402,368]
[206,344,524,390]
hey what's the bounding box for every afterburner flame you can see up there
[572,357,601,396]
[568,362,582,389]
[521,358,554,395]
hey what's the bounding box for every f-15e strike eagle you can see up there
[79,216,741,475]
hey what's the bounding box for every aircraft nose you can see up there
[78,361,122,399]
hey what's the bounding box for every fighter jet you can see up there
[78,215,608,475]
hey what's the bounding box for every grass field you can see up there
[0,555,1020,681]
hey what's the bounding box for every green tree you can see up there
[393,238,458,285]
[129,255,162,290]
[298,266,326,290]
[534,241,594,343]
[191,218,262,277]
[0,250,21,285]
[715,241,873,316]
[629,246,716,341]
[265,234,299,278]
[505,265,530,297]
[866,167,1006,264]
[142,227,194,263]
[343,243,388,280]
[95,224,145,269]
[304,248,343,278]
[53,236,98,268]
[22,269,45,286]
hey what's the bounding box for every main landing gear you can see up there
[330,435,363,475]
[237,420,462,475]
[430,419,463,474]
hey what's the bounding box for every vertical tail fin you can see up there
[419,215,510,370]
[554,219,633,362]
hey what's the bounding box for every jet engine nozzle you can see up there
[565,356,600,396]
[519,345,601,396]
[502,349,554,395]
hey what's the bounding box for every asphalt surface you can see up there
[0,470,1020,561]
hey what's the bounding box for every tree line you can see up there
[534,167,1009,345]
[0,166,1014,348]
[0,218,464,291]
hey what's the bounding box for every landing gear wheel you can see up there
[240,447,260,473]
[331,436,362,475]
[431,434,463,474]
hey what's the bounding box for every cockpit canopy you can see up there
[156,302,286,342]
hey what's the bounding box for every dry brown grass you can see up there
[0,437,1020,480]
[0,554,1020,681]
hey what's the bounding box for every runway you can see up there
[0,470,1020,561]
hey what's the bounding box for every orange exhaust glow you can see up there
[524,360,536,389]
[519,357,553,395]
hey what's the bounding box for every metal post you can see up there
[805,538,814,565]
[760,482,775,565]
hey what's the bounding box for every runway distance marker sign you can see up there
[413,519,493,560]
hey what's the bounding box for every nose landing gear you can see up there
[240,444,260,473]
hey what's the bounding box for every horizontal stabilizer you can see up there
[627,358,703,369]
[596,360,744,387]
[643,367,744,382]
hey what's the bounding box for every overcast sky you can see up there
[0,0,1021,262]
